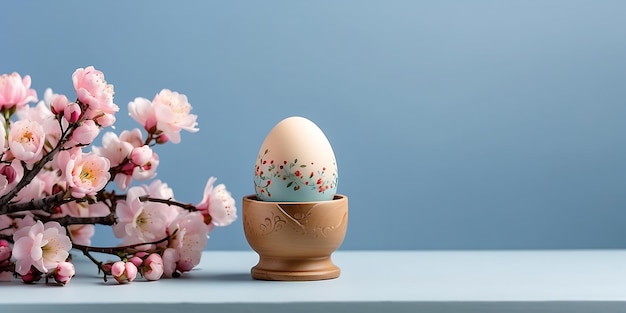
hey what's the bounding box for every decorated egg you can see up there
[254,116,338,202]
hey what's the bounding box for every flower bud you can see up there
[54,261,75,286]
[0,163,17,184]
[21,267,42,284]
[0,240,11,263]
[134,252,148,259]
[94,113,116,128]
[143,253,164,281]
[128,256,143,268]
[130,145,152,166]
[156,134,168,144]
[64,102,81,123]
[111,261,137,284]
[71,120,100,145]
[51,94,70,115]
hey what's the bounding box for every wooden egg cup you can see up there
[242,194,348,281]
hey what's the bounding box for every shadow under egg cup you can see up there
[242,194,348,281]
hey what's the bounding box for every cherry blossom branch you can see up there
[71,229,176,256]
[42,214,117,226]
[71,230,177,283]
[0,112,84,207]
[0,191,67,215]
[138,196,197,211]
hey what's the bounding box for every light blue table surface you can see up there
[0,250,625,313]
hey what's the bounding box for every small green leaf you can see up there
[300,164,306,168]
[286,182,293,188]
[264,149,269,155]
[294,158,298,164]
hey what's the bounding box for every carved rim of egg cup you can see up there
[242,194,348,281]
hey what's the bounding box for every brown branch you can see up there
[139,196,197,211]
[43,214,117,226]
[71,229,176,255]
[0,191,67,215]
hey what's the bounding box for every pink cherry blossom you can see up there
[36,169,64,196]
[94,113,116,128]
[8,119,45,164]
[93,131,134,167]
[113,185,171,242]
[0,72,37,110]
[12,221,72,275]
[72,66,118,121]
[0,160,24,198]
[71,119,100,145]
[57,150,111,198]
[131,145,152,166]
[112,169,134,191]
[161,248,179,278]
[143,253,164,281]
[54,261,75,285]
[111,261,138,284]
[197,177,237,227]
[144,179,179,225]
[50,93,70,115]
[67,224,95,246]
[17,98,62,153]
[13,175,44,203]
[128,97,157,131]
[119,128,145,148]
[153,89,198,144]
[64,101,81,123]
[0,214,35,237]
[167,211,209,273]
[58,200,110,218]
[131,151,159,181]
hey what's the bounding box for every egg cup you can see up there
[242,194,348,281]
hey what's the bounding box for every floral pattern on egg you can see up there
[255,148,338,202]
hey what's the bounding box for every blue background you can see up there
[2,0,625,250]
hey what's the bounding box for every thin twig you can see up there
[71,229,176,255]
[139,196,197,211]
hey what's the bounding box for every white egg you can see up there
[254,116,338,202]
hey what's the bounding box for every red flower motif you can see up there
[294,170,300,177]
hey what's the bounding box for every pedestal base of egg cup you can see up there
[242,194,348,281]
